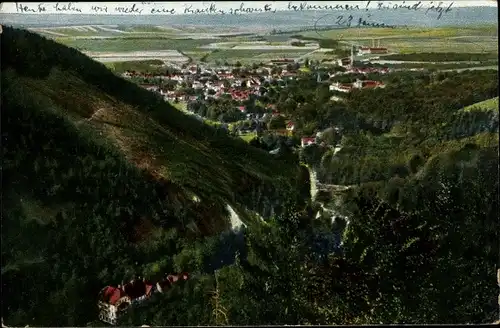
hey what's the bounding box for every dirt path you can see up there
[86,108,106,121]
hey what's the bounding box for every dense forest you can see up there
[1,26,307,326]
[2,26,499,326]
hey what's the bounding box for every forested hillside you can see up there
[1,26,498,326]
[1,26,307,326]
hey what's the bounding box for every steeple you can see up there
[350,44,354,68]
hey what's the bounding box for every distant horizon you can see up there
[1,2,497,30]
[0,1,497,16]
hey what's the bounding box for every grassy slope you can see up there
[462,96,499,112]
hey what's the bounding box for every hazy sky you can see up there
[0,1,497,15]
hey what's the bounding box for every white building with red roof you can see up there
[329,82,353,93]
[358,47,388,55]
[330,79,385,93]
[98,273,189,325]
[352,79,386,89]
[301,137,316,148]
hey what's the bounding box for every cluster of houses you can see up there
[120,53,390,148]
[120,45,392,100]
[98,273,189,325]
[357,46,389,56]
[329,47,389,97]
[332,66,391,76]
[328,64,389,94]
[124,63,388,104]
[122,61,299,103]
[329,79,386,93]
[336,43,389,69]
[356,39,389,56]
[233,110,293,135]
[300,127,342,149]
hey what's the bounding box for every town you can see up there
[121,44,397,151]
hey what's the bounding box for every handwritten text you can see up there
[317,13,400,29]
[288,1,455,20]
[14,2,278,15]
[288,2,361,11]
[12,1,456,19]
[425,1,454,20]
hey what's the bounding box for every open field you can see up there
[299,25,498,39]
[183,51,212,62]
[366,39,498,53]
[84,50,188,63]
[97,49,315,67]
[240,132,258,142]
[298,25,498,53]
[31,25,190,38]
[204,49,311,63]
[200,42,318,50]
[172,102,188,112]
[31,25,127,37]
[300,50,337,61]
[33,24,262,40]
[376,62,499,71]
[121,25,183,33]
[231,44,317,50]
[58,37,218,52]
[378,52,499,62]
[56,36,312,52]
[44,24,498,65]
[45,25,317,65]
[66,39,313,65]
[442,65,498,73]
[94,56,183,63]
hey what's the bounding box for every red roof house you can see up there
[156,272,190,293]
[301,137,316,147]
[231,90,250,101]
[358,47,388,54]
[101,287,125,306]
[353,79,385,89]
[98,273,190,326]
[123,279,155,302]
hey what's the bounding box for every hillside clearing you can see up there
[462,97,499,112]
